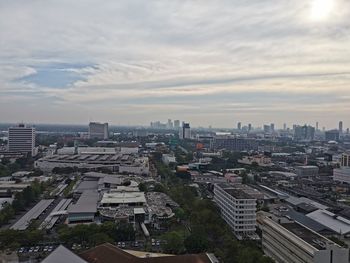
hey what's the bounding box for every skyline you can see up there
[1,0,350,127]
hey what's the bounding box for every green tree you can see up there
[184,233,209,253]
[162,231,184,254]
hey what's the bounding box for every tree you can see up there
[161,231,184,254]
[184,233,209,253]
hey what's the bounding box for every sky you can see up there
[1,0,350,129]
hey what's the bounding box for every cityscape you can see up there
[1,0,350,263]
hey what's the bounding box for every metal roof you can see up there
[40,199,72,230]
[307,209,350,235]
[68,191,98,214]
[11,199,54,230]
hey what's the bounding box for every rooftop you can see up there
[68,190,99,214]
[42,245,87,263]
[79,243,217,263]
[100,192,146,205]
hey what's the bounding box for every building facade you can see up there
[8,124,36,156]
[213,136,258,152]
[259,216,349,263]
[214,183,257,240]
[88,122,109,140]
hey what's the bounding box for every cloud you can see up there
[0,0,350,127]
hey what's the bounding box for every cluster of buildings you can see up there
[66,172,178,233]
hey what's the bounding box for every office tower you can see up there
[263,125,270,133]
[248,123,252,132]
[283,123,287,130]
[347,128,350,134]
[294,125,315,141]
[8,124,36,155]
[325,129,340,141]
[173,120,180,129]
[316,122,319,131]
[88,122,109,140]
[237,122,242,130]
[270,123,275,132]
[179,122,191,139]
[167,119,173,129]
[339,121,343,134]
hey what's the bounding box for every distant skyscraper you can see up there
[263,125,270,133]
[283,123,287,130]
[167,119,173,129]
[339,121,343,134]
[8,124,36,155]
[88,122,109,140]
[174,120,180,129]
[325,130,340,141]
[270,123,275,132]
[248,123,252,132]
[237,122,242,130]
[294,125,315,141]
[179,122,191,139]
[316,122,319,131]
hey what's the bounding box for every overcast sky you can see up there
[1,0,350,129]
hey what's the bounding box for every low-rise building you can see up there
[294,166,319,177]
[333,167,350,184]
[259,215,349,263]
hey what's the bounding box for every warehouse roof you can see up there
[68,191,99,214]
[306,209,350,235]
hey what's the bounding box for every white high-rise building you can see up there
[214,183,257,240]
[8,124,36,156]
[179,122,191,140]
[88,122,109,140]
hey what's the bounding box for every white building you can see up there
[179,122,191,140]
[8,124,36,156]
[333,168,350,184]
[162,154,177,165]
[259,215,349,263]
[214,183,257,240]
[88,122,109,140]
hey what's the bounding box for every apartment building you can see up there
[214,183,257,240]
[8,124,36,156]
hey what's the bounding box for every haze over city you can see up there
[1,0,350,128]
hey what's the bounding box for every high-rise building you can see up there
[263,125,271,133]
[167,119,173,129]
[173,120,180,129]
[294,125,315,141]
[283,123,287,130]
[8,124,36,156]
[248,123,252,132]
[270,123,275,132]
[179,122,191,139]
[316,122,319,131]
[339,121,343,134]
[237,122,242,130]
[88,122,109,140]
[325,129,340,141]
[214,183,257,240]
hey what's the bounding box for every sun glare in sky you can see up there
[310,0,335,21]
